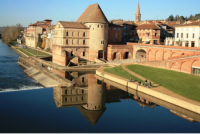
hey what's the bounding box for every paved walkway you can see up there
[104,63,200,106]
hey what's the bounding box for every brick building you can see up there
[25,19,52,48]
[136,23,161,44]
[52,3,108,66]
[108,23,122,44]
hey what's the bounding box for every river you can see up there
[0,39,199,133]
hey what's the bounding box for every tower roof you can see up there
[136,2,140,14]
[77,106,106,126]
[77,3,108,23]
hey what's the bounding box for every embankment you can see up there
[96,67,200,114]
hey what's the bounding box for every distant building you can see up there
[165,22,200,47]
[25,19,52,48]
[108,23,122,44]
[135,2,141,23]
[136,23,161,44]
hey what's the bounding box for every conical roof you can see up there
[136,2,140,14]
[77,3,108,23]
[77,106,106,126]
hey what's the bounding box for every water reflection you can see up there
[53,71,164,126]
[52,70,200,125]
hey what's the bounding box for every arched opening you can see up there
[163,51,169,60]
[192,60,200,75]
[170,62,178,71]
[171,52,178,57]
[136,49,146,60]
[180,61,188,73]
[98,50,103,59]
[113,52,117,60]
[124,52,129,59]
[155,50,162,61]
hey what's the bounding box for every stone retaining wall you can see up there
[96,68,200,114]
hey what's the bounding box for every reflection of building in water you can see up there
[53,72,157,126]
[54,86,88,108]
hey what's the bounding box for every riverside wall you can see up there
[18,57,74,87]
[96,67,200,114]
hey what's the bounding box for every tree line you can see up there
[167,13,200,21]
[1,24,23,44]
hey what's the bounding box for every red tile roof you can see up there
[175,22,200,27]
[59,21,89,29]
[136,24,161,30]
[77,3,108,23]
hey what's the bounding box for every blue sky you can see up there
[0,0,200,27]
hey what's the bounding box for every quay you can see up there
[96,66,200,114]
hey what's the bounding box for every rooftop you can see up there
[59,21,89,29]
[77,3,108,23]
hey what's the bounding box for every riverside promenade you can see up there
[96,64,200,114]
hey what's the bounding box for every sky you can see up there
[0,0,200,27]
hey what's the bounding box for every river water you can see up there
[0,39,200,133]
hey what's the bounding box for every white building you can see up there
[165,22,200,47]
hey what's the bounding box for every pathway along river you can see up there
[0,39,200,133]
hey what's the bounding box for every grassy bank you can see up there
[126,64,200,102]
[104,66,144,83]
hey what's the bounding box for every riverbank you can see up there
[96,65,200,114]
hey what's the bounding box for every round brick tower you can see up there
[77,3,108,61]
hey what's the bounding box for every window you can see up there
[124,25,126,29]
[78,32,79,36]
[89,25,91,28]
[72,40,73,44]
[65,98,67,102]
[116,33,118,38]
[118,28,120,30]
[181,33,183,38]
[181,28,183,31]
[114,27,116,30]
[82,77,84,82]
[186,28,189,31]
[186,33,188,38]
[193,28,195,31]
[97,24,99,28]
[65,90,67,94]
[101,40,104,44]
[123,31,126,36]
[72,32,74,36]
[101,25,103,28]
[83,51,85,56]
[66,39,68,44]
[77,39,79,44]
[105,25,107,28]
[155,33,157,37]
[83,40,85,44]
[66,31,68,36]
[110,27,112,30]
[82,89,84,94]
[71,51,73,56]
[83,32,85,37]
[177,33,179,38]
[193,33,195,38]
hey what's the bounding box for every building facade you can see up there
[52,3,109,66]
[25,19,52,48]
[165,22,200,47]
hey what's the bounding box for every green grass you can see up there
[24,48,51,56]
[126,64,200,102]
[17,48,33,56]
[104,66,144,83]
